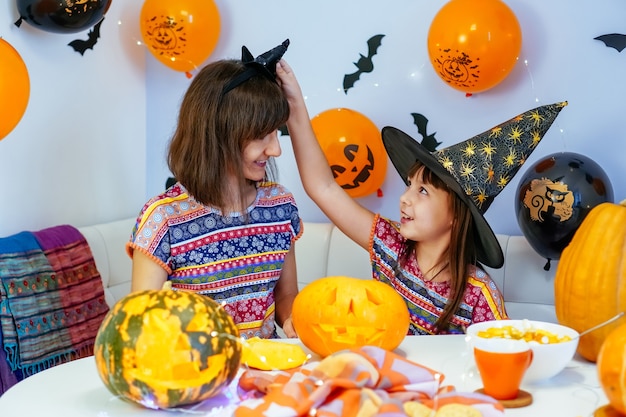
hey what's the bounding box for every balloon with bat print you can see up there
[427,0,522,95]
[140,0,221,74]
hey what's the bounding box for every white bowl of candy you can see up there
[466,319,579,382]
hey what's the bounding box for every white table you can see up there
[0,335,609,416]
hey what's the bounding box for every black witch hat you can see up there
[382,101,568,268]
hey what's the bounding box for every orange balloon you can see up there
[427,0,522,95]
[311,108,386,198]
[0,39,30,141]
[140,0,221,73]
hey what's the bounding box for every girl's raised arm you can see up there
[277,61,375,250]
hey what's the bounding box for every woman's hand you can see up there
[281,316,297,338]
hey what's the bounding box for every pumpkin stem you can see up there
[543,258,551,271]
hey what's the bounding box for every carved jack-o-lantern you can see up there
[311,108,387,198]
[292,276,410,357]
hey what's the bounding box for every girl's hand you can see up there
[281,315,298,338]
[276,60,303,104]
[276,60,310,126]
[275,59,291,84]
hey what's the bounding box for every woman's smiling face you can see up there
[242,130,282,181]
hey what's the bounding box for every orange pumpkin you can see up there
[554,200,626,362]
[292,276,410,357]
[597,323,626,415]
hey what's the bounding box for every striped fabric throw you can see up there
[235,345,506,417]
[0,225,109,378]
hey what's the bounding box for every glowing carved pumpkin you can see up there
[94,290,241,409]
[292,276,410,357]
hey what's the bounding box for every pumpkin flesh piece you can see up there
[241,337,309,370]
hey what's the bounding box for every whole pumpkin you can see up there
[94,290,242,409]
[292,276,410,357]
[554,200,626,362]
[597,322,626,414]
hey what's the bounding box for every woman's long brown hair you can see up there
[397,161,478,333]
[167,60,289,214]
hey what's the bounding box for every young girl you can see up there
[276,60,566,334]
[127,41,301,339]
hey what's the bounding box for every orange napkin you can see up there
[234,345,505,417]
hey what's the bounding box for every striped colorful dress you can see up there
[370,215,508,335]
[127,182,302,339]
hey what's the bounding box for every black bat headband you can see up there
[222,39,290,95]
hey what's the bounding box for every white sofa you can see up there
[79,218,559,324]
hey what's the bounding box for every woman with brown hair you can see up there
[127,41,301,339]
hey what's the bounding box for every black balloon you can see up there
[515,152,613,268]
[16,0,112,34]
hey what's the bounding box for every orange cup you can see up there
[473,338,533,400]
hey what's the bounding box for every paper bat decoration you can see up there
[343,34,385,94]
[69,18,104,55]
[594,33,626,52]
[411,113,442,152]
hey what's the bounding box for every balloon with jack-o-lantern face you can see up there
[140,0,221,74]
[427,0,522,95]
[311,108,387,198]
[292,276,410,357]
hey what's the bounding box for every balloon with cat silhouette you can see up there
[515,152,614,270]
[15,0,112,34]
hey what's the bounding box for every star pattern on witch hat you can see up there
[382,101,568,268]
[434,101,568,214]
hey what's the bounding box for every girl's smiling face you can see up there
[242,130,282,181]
[399,167,454,244]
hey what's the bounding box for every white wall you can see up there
[1,0,625,239]
[145,0,626,237]
[0,1,146,236]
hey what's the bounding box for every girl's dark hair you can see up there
[397,161,478,333]
[167,60,289,213]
